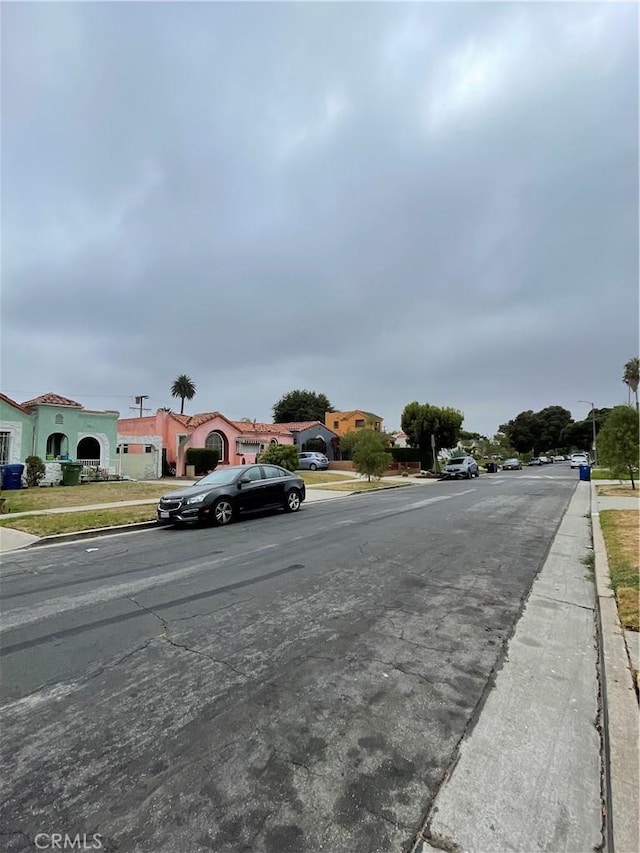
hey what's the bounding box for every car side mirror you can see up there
[239,477,251,486]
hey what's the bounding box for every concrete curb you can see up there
[25,521,160,548]
[19,493,355,549]
[590,480,640,853]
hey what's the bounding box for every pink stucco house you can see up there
[117,410,295,476]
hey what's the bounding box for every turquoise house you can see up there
[0,393,119,472]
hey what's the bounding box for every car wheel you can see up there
[212,497,234,526]
[309,463,317,471]
[284,488,302,512]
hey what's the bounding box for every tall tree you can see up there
[537,406,573,451]
[273,389,334,423]
[170,374,197,415]
[401,402,463,469]
[597,405,639,489]
[623,357,639,411]
[499,410,540,454]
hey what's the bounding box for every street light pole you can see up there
[578,401,597,465]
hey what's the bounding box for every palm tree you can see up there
[170,375,196,414]
[622,357,639,412]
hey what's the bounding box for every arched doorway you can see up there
[205,430,227,463]
[77,436,101,465]
[46,432,69,459]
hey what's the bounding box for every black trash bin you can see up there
[486,462,498,473]
[579,464,591,482]
[2,463,24,490]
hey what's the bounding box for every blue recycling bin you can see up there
[579,463,591,482]
[2,463,24,490]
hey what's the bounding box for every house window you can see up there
[144,445,153,453]
[355,419,365,428]
[116,444,129,454]
[205,431,226,462]
[46,432,68,458]
[55,414,64,425]
[333,421,339,429]
[0,432,10,465]
[270,438,278,445]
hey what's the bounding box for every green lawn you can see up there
[0,481,170,513]
[591,468,634,481]
[0,506,158,537]
[600,509,639,631]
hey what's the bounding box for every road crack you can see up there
[127,596,248,678]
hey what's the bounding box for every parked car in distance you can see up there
[570,453,590,469]
[538,455,552,464]
[297,451,329,471]
[502,458,522,470]
[528,457,543,466]
[553,455,566,462]
[157,464,306,527]
[441,456,479,479]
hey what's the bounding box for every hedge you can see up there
[390,447,431,468]
[185,448,219,474]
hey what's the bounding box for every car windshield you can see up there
[448,458,466,465]
[195,468,243,486]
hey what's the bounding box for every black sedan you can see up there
[157,464,306,527]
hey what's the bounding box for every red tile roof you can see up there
[229,420,292,435]
[21,393,83,409]
[0,392,31,415]
[275,420,339,435]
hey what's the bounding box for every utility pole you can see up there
[130,395,150,418]
[578,400,598,465]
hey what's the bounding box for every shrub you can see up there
[25,455,45,487]
[258,444,300,472]
[185,448,219,475]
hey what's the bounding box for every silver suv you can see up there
[441,456,479,480]
[297,452,329,471]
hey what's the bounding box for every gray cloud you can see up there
[2,3,637,434]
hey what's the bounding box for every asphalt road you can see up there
[1,467,578,853]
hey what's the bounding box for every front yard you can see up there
[600,509,639,632]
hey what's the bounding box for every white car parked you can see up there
[570,453,590,469]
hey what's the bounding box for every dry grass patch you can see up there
[313,481,411,492]
[0,482,170,513]
[596,485,639,498]
[600,510,639,631]
[0,506,158,537]
[300,472,356,486]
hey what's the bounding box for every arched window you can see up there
[55,414,64,425]
[46,432,69,459]
[205,431,226,462]
[270,438,278,445]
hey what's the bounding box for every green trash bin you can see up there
[61,461,83,486]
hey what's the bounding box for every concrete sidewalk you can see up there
[415,482,604,852]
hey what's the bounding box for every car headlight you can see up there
[186,493,207,504]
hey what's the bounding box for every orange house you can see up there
[324,409,384,437]
[117,410,294,476]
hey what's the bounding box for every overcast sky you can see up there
[2,2,638,435]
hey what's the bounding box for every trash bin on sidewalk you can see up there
[61,461,83,486]
[579,463,591,482]
[2,463,24,490]
[486,462,498,473]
